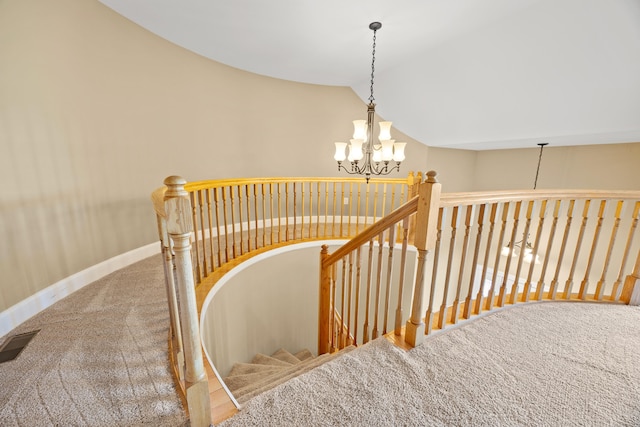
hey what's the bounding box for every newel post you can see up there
[621,249,640,306]
[164,176,212,427]
[156,215,185,381]
[318,245,332,355]
[405,171,441,347]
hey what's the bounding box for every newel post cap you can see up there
[426,170,438,183]
[164,175,188,199]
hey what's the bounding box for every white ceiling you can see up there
[99,0,640,150]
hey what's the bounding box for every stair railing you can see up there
[319,172,640,353]
[151,173,422,424]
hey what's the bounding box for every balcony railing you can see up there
[151,171,640,425]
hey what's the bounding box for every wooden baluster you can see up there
[330,263,338,352]
[425,209,444,334]
[339,182,345,237]
[339,257,347,349]
[510,201,533,304]
[595,201,624,300]
[253,184,260,249]
[230,186,238,258]
[464,204,485,319]
[200,190,209,275]
[262,184,267,247]
[406,172,441,347]
[363,239,374,344]
[438,206,459,329]
[324,182,329,237]
[301,181,305,239]
[452,205,473,324]
[206,189,215,272]
[354,246,362,345]
[522,200,546,302]
[157,215,184,381]
[579,200,607,300]
[486,203,510,311]
[536,200,560,301]
[364,182,371,228]
[346,252,354,346]
[621,248,640,305]
[391,183,397,215]
[318,245,331,355]
[163,176,212,427]
[383,225,395,334]
[332,182,337,237]
[612,202,640,300]
[550,200,575,300]
[237,186,244,256]
[213,188,223,267]
[347,183,353,235]
[291,182,298,240]
[395,217,410,335]
[564,200,591,299]
[189,192,202,283]
[356,182,362,234]
[475,203,497,314]
[245,185,251,252]
[499,201,521,307]
[407,172,422,245]
[270,183,275,245]
[197,190,208,276]
[221,187,230,262]
[316,182,321,238]
[277,183,282,243]
[380,183,388,222]
[309,182,314,239]
[285,183,290,241]
[372,231,385,340]
[373,183,379,222]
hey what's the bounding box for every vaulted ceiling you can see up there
[99,0,640,150]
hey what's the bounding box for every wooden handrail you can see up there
[440,189,640,207]
[185,176,407,192]
[323,197,419,267]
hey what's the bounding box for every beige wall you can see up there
[1,0,636,315]
[474,143,640,191]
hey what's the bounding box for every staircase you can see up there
[224,347,355,404]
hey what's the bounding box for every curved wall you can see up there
[0,0,430,317]
[201,241,417,377]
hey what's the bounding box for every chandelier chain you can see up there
[368,28,377,103]
[533,142,548,190]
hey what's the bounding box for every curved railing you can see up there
[152,172,640,425]
[151,173,422,425]
[319,172,640,353]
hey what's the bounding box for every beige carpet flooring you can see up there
[221,302,640,427]
[0,255,188,427]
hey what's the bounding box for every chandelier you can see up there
[333,22,406,183]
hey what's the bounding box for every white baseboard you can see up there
[0,242,161,338]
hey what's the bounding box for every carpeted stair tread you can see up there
[294,349,314,361]
[250,353,293,367]
[235,346,356,404]
[233,353,332,403]
[270,348,301,364]
[227,362,288,378]
[225,368,288,392]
